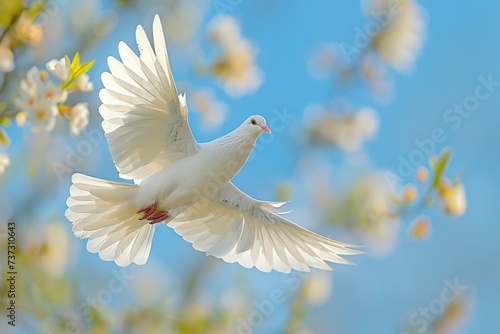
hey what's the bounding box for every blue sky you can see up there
[87,1,500,332]
[8,0,500,332]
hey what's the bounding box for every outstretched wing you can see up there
[168,183,361,273]
[99,15,198,184]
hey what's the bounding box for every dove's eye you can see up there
[251,118,256,125]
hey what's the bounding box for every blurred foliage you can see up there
[0,0,471,333]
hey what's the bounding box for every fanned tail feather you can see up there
[65,173,155,266]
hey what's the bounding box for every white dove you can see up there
[65,15,360,273]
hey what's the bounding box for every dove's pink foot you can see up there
[148,211,170,224]
[137,203,169,224]
[137,203,158,220]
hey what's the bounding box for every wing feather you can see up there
[168,183,361,273]
[135,25,156,71]
[153,15,170,78]
[99,15,198,184]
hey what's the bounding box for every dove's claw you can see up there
[148,211,169,224]
[137,203,158,220]
[137,203,169,224]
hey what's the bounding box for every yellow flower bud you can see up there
[402,184,418,203]
[39,70,48,82]
[442,182,467,217]
[409,216,431,240]
[213,47,253,80]
[17,18,43,45]
[416,166,428,183]
[302,272,332,305]
[16,111,27,126]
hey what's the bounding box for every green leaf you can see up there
[70,52,80,73]
[73,59,95,78]
[432,148,451,188]
[0,128,9,145]
[0,117,11,126]
[61,57,95,90]
[0,0,24,28]
[61,79,73,90]
[276,182,293,201]
[26,0,46,21]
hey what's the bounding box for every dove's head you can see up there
[241,115,271,135]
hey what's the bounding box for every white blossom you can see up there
[17,56,94,135]
[131,261,171,306]
[16,79,38,111]
[207,16,242,48]
[39,80,68,104]
[306,104,379,152]
[214,42,263,97]
[28,99,58,133]
[344,173,401,255]
[16,67,69,133]
[68,102,89,136]
[46,56,70,81]
[302,272,332,305]
[0,153,10,174]
[307,44,336,80]
[163,2,203,44]
[208,17,263,97]
[370,0,426,71]
[16,13,43,45]
[75,74,93,92]
[190,89,227,127]
[442,182,467,217]
[39,223,71,278]
[0,44,14,72]
[26,66,48,86]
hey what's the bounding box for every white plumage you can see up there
[65,15,361,272]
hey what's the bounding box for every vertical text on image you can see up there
[5,221,17,327]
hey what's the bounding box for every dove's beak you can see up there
[260,124,271,133]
